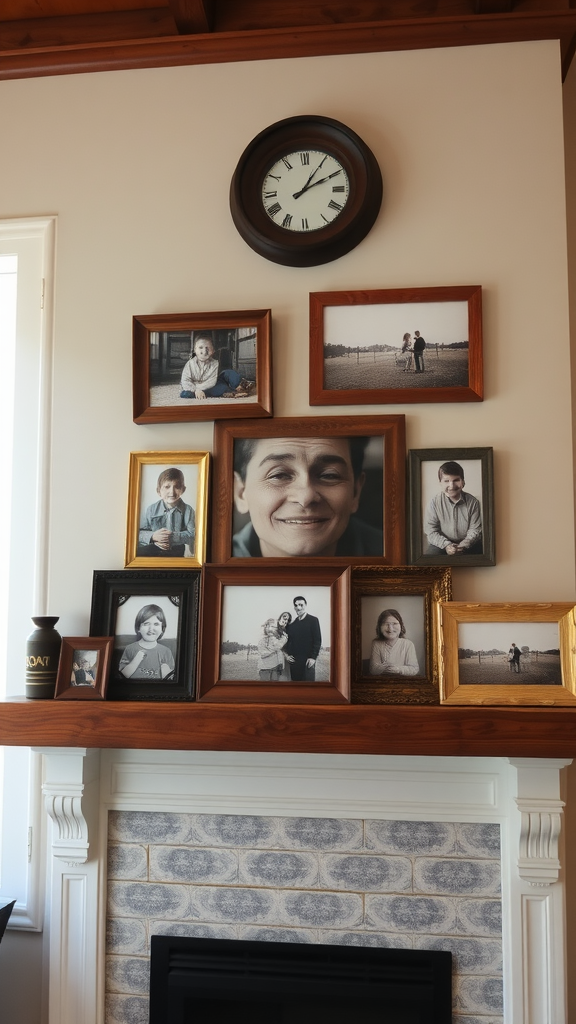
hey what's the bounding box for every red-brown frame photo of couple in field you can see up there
[309,285,483,406]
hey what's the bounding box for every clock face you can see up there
[261,150,350,233]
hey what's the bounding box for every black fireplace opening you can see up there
[149,935,452,1023]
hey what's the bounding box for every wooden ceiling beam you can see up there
[0,10,575,81]
[167,0,213,35]
[0,8,175,49]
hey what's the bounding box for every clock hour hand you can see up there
[292,156,328,199]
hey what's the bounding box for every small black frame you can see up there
[89,569,200,701]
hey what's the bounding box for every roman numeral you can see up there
[266,202,282,217]
[301,218,309,230]
[300,152,310,165]
[268,174,281,181]
[282,214,293,228]
[282,157,293,169]
[321,214,329,223]
[328,200,343,212]
[332,185,346,192]
[263,191,277,199]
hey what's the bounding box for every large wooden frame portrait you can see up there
[125,450,210,569]
[309,285,483,406]
[408,447,495,567]
[440,602,576,705]
[89,569,200,701]
[133,309,272,423]
[352,566,452,705]
[198,564,350,704]
[211,415,406,565]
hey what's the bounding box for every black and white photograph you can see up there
[309,286,483,406]
[360,595,425,679]
[89,569,200,701]
[211,414,406,566]
[132,310,272,423]
[125,451,210,569]
[457,621,561,686]
[70,649,99,687]
[219,585,331,683]
[53,635,113,701]
[408,447,495,567]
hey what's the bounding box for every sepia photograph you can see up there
[54,636,113,700]
[212,415,406,565]
[309,286,483,406]
[132,309,272,423]
[125,451,210,569]
[408,447,495,567]
[197,564,351,703]
[360,595,425,679]
[440,602,576,706]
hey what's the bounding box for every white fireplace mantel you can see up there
[33,748,572,1024]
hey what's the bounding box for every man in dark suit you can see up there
[285,596,322,681]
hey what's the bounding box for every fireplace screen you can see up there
[149,935,452,1023]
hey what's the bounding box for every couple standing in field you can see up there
[257,596,321,683]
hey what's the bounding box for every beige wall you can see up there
[0,37,574,1022]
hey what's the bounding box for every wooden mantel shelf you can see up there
[1,697,576,757]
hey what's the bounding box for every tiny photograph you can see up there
[351,565,451,704]
[132,309,272,423]
[89,569,200,700]
[212,415,406,565]
[408,447,495,567]
[309,285,483,406]
[125,451,209,569]
[440,602,576,705]
[197,564,351,703]
[54,636,113,700]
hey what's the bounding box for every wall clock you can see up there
[230,115,383,268]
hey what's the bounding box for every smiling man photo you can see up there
[231,436,382,557]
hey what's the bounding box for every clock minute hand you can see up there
[292,156,328,199]
[302,169,343,190]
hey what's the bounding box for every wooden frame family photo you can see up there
[211,414,406,565]
[408,447,495,567]
[89,569,200,701]
[440,602,576,705]
[54,636,113,700]
[309,285,483,406]
[198,563,350,704]
[351,565,452,705]
[125,450,210,569]
[132,309,273,423]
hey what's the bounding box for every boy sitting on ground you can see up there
[180,335,254,399]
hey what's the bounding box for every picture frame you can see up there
[408,447,495,567]
[132,309,272,423]
[212,414,406,565]
[309,286,483,406]
[439,602,576,705]
[351,565,452,705]
[125,450,210,569]
[197,563,351,704]
[54,636,113,700]
[89,569,200,701]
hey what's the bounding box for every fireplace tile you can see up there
[193,813,280,847]
[108,881,192,920]
[278,816,363,850]
[105,993,148,1024]
[148,920,238,946]
[414,858,501,896]
[240,925,315,943]
[456,899,502,937]
[239,849,319,888]
[106,955,149,996]
[319,929,413,949]
[190,884,280,924]
[413,935,502,974]
[455,823,501,858]
[320,853,412,892]
[108,811,196,845]
[282,890,363,928]
[149,845,238,884]
[366,894,458,933]
[365,819,457,855]
[454,974,504,1016]
[452,1016,503,1024]
[107,918,147,956]
[108,844,148,881]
